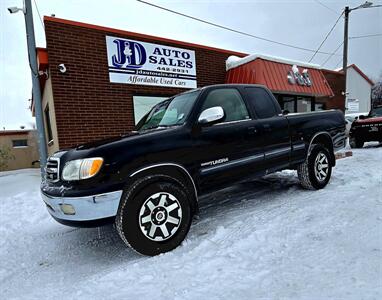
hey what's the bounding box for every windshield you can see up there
[369,107,382,117]
[136,90,200,131]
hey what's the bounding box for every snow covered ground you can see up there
[1,144,381,299]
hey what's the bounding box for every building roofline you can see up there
[43,16,247,57]
[321,68,344,75]
[0,130,32,136]
[347,64,374,86]
[226,53,322,71]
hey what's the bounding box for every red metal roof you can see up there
[226,58,334,97]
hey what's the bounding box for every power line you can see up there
[349,33,382,39]
[313,0,339,15]
[33,0,44,29]
[334,57,343,69]
[322,33,381,68]
[137,0,341,56]
[322,41,343,66]
[308,11,343,62]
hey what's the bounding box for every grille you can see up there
[45,157,60,182]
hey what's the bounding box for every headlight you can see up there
[62,157,103,181]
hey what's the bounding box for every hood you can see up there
[75,132,139,150]
[74,126,179,150]
[354,116,382,125]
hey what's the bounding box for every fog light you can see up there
[60,204,76,215]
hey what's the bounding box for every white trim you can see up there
[226,54,322,71]
[213,118,252,126]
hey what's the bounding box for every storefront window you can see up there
[133,96,169,125]
[315,103,325,111]
[277,95,314,113]
[297,97,312,112]
[282,96,295,113]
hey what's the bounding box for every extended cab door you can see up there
[191,87,264,191]
[242,87,291,170]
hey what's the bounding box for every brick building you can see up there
[32,16,345,155]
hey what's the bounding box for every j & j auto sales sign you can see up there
[106,36,197,88]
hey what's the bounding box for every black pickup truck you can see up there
[41,84,346,255]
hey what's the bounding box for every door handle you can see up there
[247,126,258,134]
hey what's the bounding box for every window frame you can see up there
[244,87,281,120]
[12,139,28,148]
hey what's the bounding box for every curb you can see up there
[335,151,353,160]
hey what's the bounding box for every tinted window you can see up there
[246,88,278,119]
[201,89,249,123]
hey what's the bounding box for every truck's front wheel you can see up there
[116,176,192,256]
[297,144,332,190]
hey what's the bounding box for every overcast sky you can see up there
[0,0,381,129]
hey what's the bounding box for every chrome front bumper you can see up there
[41,190,123,222]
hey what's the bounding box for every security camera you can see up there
[7,6,23,14]
[58,64,67,73]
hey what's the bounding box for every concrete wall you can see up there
[346,67,372,113]
[0,131,40,171]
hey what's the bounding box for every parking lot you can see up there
[1,144,381,299]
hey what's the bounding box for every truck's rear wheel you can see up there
[297,144,332,190]
[349,137,364,148]
[116,175,192,256]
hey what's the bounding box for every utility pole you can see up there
[342,6,350,74]
[342,6,350,111]
[10,0,48,178]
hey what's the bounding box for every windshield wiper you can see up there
[141,124,180,131]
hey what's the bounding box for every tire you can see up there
[349,137,364,148]
[297,144,332,190]
[116,175,192,256]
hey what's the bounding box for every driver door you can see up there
[192,87,263,191]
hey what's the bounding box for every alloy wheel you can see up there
[314,152,329,182]
[139,192,182,241]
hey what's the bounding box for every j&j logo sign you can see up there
[287,65,313,87]
[106,36,197,88]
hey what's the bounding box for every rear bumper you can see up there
[41,190,122,225]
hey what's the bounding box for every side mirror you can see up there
[198,106,225,125]
[359,115,366,120]
[282,109,289,115]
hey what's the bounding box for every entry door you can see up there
[192,88,261,191]
[243,87,291,170]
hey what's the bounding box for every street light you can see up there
[343,1,382,72]
[7,6,25,14]
[342,1,382,112]
[7,0,48,178]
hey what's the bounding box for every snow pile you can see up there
[226,54,322,71]
[1,144,381,299]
